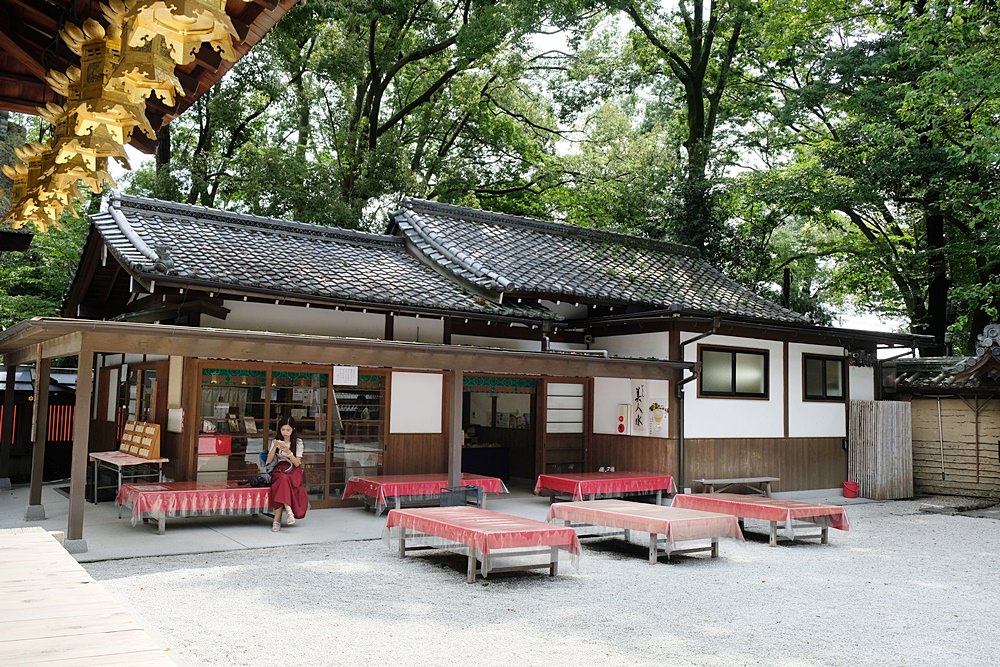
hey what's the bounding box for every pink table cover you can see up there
[548,499,744,543]
[343,473,508,508]
[534,472,676,501]
[672,493,851,531]
[116,481,271,526]
[385,506,581,556]
[90,451,169,466]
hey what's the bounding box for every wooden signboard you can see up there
[118,420,161,459]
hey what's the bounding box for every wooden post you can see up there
[26,352,51,520]
[0,362,16,489]
[448,368,463,489]
[65,346,94,554]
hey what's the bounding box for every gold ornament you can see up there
[60,18,156,144]
[103,1,186,105]
[128,0,239,66]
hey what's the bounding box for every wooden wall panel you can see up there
[911,398,1000,499]
[384,433,447,474]
[684,437,847,492]
[591,434,676,474]
[542,432,585,473]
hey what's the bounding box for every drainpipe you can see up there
[676,318,720,491]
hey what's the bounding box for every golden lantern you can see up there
[38,101,130,174]
[102,0,186,105]
[127,0,239,66]
[60,18,156,145]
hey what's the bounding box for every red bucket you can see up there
[843,481,859,498]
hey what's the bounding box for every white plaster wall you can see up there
[204,301,385,338]
[592,332,670,360]
[850,366,875,401]
[389,371,443,433]
[682,333,784,438]
[788,342,846,438]
[393,316,444,343]
[593,377,670,435]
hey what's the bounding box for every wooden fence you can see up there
[848,400,914,500]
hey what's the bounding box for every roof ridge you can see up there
[400,197,702,259]
[109,191,402,248]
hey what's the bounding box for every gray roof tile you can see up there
[95,192,545,319]
[392,198,807,323]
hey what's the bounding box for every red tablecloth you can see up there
[534,472,676,501]
[548,499,744,544]
[343,473,508,510]
[386,506,581,556]
[116,482,271,526]
[671,493,851,531]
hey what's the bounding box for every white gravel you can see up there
[84,498,999,667]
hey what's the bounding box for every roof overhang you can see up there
[0,318,693,380]
[583,311,932,349]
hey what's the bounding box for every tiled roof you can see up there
[890,357,985,391]
[391,198,808,323]
[93,192,545,319]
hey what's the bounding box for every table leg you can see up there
[763,481,772,497]
[649,533,657,564]
[92,461,98,504]
[467,552,477,583]
[706,484,715,493]
[769,521,778,547]
[549,546,558,576]
[117,468,123,503]
[157,515,165,535]
[711,537,719,558]
[397,531,406,559]
[655,490,663,505]
[624,528,631,542]
[821,527,829,545]
[480,493,487,509]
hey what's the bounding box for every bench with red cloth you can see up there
[534,471,676,503]
[343,473,508,514]
[116,481,272,534]
[384,506,581,583]
[672,493,850,546]
[548,499,743,563]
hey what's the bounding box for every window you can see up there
[804,355,845,400]
[699,346,768,398]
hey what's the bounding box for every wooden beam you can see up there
[27,352,51,510]
[0,27,47,80]
[66,344,94,547]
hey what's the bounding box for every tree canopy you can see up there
[4,0,998,352]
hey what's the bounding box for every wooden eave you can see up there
[0,318,694,380]
[0,0,300,152]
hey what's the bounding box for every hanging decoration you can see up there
[2,0,258,232]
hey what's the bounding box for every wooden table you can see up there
[534,471,676,503]
[343,473,508,515]
[548,499,744,563]
[89,451,169,504]
[0,527,174,664]
[672,493,850,546]
[692,476,779,496]
[385,506,580,583]
[116,481,271,534]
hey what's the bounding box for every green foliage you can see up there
[0,210,89,328]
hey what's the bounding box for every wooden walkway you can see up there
[0,527,175,665]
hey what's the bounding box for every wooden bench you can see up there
[693,476,779,497]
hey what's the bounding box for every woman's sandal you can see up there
[285,506,295,526]
[271,520,281,532]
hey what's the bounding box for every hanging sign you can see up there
[333,365,359,386]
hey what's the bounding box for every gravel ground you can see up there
[84,498,999,667]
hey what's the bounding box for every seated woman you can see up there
[266,417,308,531]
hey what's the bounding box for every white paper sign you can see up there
[333,365,359,385]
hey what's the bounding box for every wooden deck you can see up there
[0,527,175,665]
